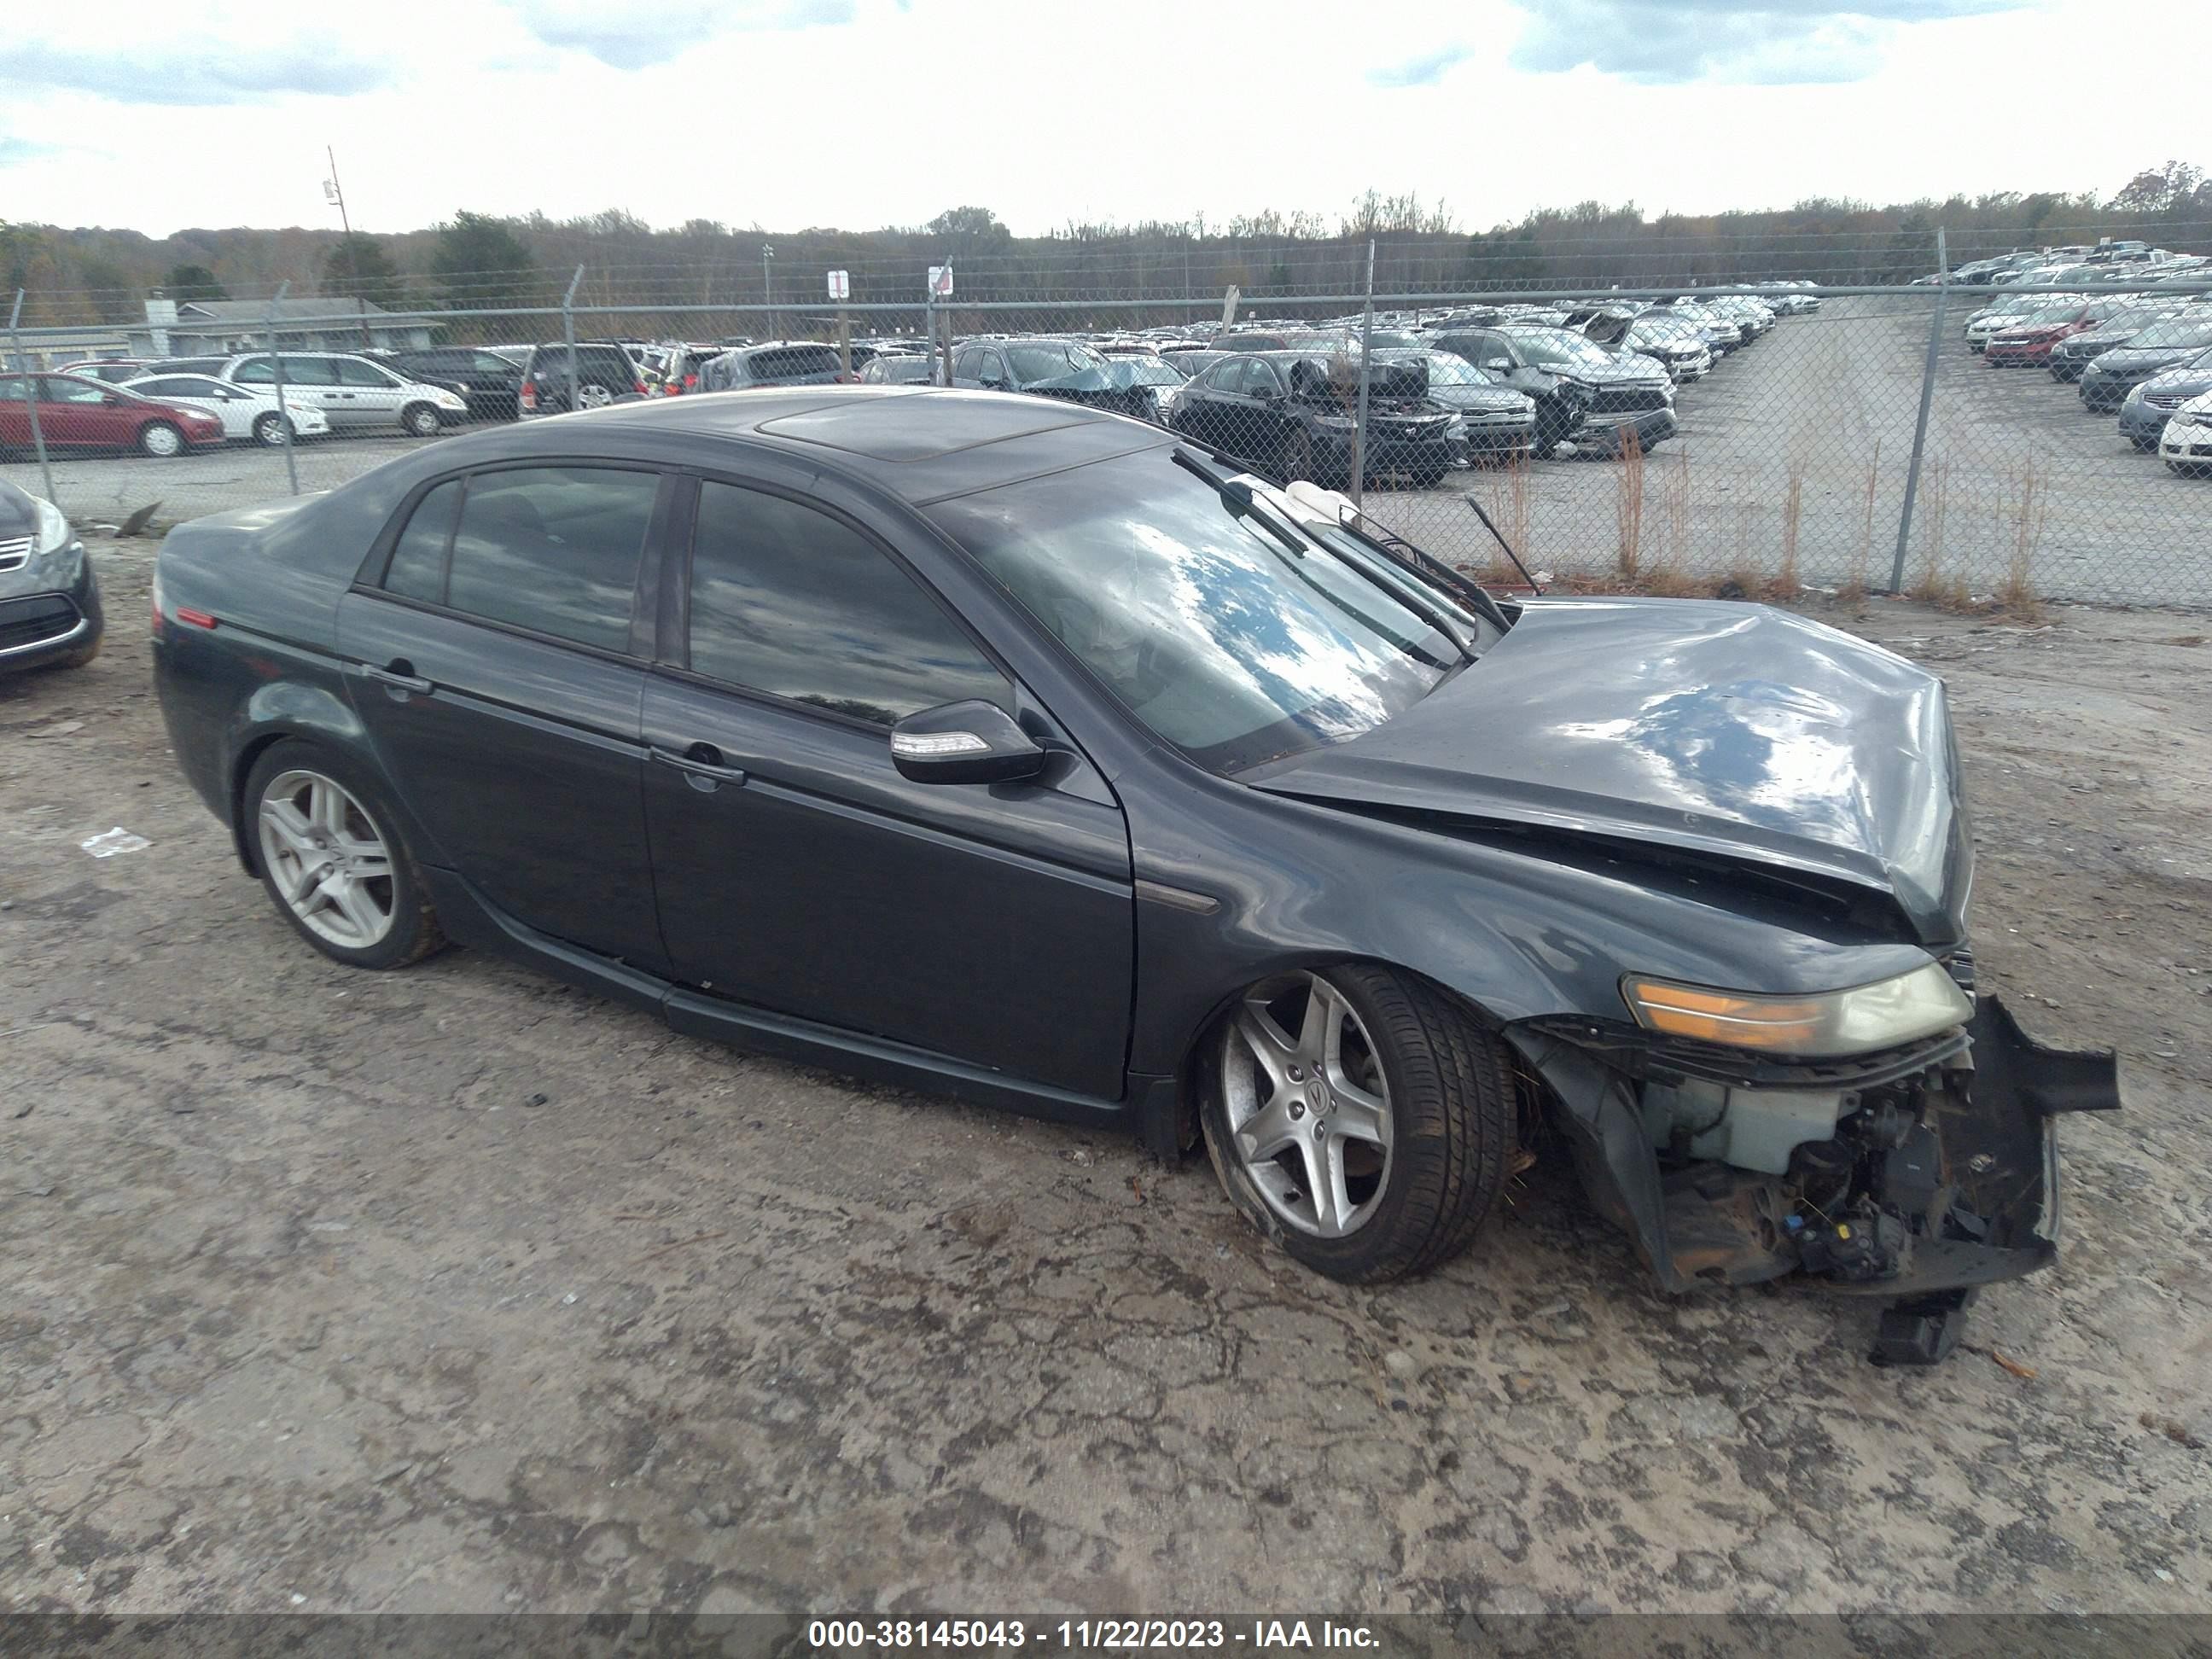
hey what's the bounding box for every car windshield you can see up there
[1103,356,1185,388]
[1505,330,1611,368]
[1415,353,1490,385]
[2133,319,2212,349]
[1009,343,1109,385]
[926,450,1457,773]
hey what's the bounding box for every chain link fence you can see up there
[6,259,2211,608]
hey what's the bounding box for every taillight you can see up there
[519,379,537,410]
[683,373,698,390]
[634,381,647,396]
[177,608,218,630]
[151,570,165,638]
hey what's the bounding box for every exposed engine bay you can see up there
[1507,981,2121,1366]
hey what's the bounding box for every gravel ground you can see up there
[8,297,2207,608]
[2,547,2209,1616]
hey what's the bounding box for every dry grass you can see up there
[1996,457,2047,620]
[1850,437,1882,597]
[1478,451,1535,585]
[1908,455,1971,608]
[1768,457,1806,601]
[1614,428,1646,579]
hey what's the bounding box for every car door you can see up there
[335,358,407,428]
[639,474,1134,1099]
[1173,359,1237,451]
[234,354,345,422]
[335,462,675,969]
[34,376,122,448]
[0,375,30,448]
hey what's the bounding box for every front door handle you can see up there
[364,663,433,695]
[651,744,748,790]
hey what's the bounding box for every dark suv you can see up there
[696,341,850,393]
[389,347,526,421]
[516,342,648,418]
[1431,327,1676,457]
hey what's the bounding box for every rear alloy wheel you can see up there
[402,402,443,437]
[246,742,442,970]
[1202,963,1515,1283]
[575,381,617,410]
[138,421,183,457]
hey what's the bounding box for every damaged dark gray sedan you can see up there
[149,387,2118,1366]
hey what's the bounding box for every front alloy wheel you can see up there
[1220,970,1395,1238]
[1202,963,1516,1283]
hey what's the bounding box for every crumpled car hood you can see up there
[1248,598,1970,945]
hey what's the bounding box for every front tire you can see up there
[253,411,293,447]
[401,402,443,438]
[1277,424,1316,486]
[244,741,443,970]
[138,421,183,457]
[1201,963,1514,1284]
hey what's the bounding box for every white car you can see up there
[120,373,331,447]
[2157,390,2212,474]
[212,352,468,436]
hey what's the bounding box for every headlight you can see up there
[2122,384,2144,405]
[32,494,72,555]
[1621,962,1971,1056]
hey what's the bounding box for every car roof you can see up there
[507,385,1173,506]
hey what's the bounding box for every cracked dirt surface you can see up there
[3,545,2209,1615]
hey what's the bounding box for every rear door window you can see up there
[434,467,660,652]
[382,480,463,604]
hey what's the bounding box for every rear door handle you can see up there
[364,664,433,694]
[651,744,748,789]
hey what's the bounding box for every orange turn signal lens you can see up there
[1620,963,1972,1057]
[1621,979,1825,1048]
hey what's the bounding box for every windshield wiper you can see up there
[1172,446,1308,556]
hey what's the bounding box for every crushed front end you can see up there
[1505,963,2121,1365]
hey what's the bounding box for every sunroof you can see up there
[756,393,1100,461]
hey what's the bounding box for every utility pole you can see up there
[323,148,371,349]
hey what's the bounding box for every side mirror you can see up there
[890,700,1045,785]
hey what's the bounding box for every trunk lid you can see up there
[1248,597,1971,945]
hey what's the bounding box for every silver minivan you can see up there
[218,354,469,436]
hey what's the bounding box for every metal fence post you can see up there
[1889,226,1948,592]
[563,265,585,411]
[1351,238,1376,507]
[267,281,298,496]
[7,289,56,505]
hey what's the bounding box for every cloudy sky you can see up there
[0,0,2189,236]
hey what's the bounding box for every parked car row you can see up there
[835,292,1804,490]
[17,349,478,458]
[1960,270,2212,478]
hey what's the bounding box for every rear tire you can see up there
[243,740,444,972]
[1201,963,1514,1284]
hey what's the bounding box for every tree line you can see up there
[3,162,2205,330]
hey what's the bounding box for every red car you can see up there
[0,371,226,457]
[1984,305,2100,367]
